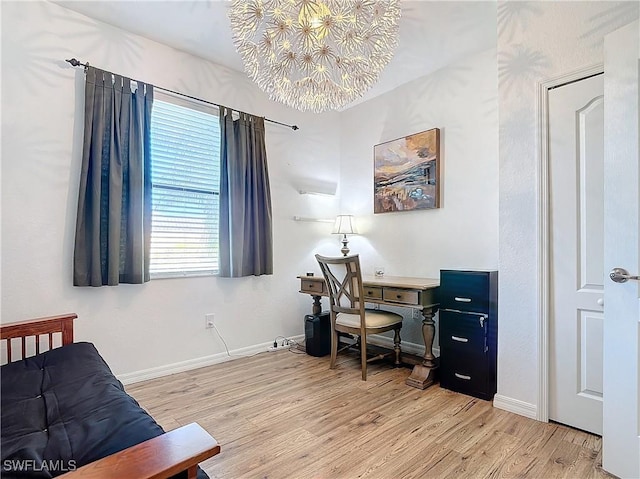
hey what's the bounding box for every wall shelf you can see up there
[293,178,337,197]
[297,190,335,197]
[293,216,334,223]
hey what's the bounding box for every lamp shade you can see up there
[332,215,358,235]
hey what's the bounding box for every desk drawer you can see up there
[300,279,326,295]
[383,288,419,305]
[364,286,383,300]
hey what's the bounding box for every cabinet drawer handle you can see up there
[367,291,373,295]
[396,294,402,299]
[454,373,472,381]
[454,297,472,303]
[451,336,468,343]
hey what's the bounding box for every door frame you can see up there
[536,63,603,423]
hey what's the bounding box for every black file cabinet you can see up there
[438,270,498,400]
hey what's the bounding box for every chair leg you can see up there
[330,328,338,370]
[393,327,402,366]
[361,335,367,381]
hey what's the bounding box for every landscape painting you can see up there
[374,128,441,214]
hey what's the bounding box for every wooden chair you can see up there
[315,254,403,380]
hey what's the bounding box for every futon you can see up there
[1,315,217,478]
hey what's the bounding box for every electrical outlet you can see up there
[205,313,215,329]
[412,309,423,320]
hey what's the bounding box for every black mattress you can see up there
[1,342,208,479]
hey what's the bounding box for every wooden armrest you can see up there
[59,423,220,479]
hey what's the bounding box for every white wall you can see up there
[4,0,638,407]
[337,47,499,347]
[497,1,639,411]
[0,1,341,377]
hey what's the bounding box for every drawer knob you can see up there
[396,294,402,299]
[367,291,373,295]
[454,373,471,381]
[454,297,472,303]
[451,336,468,343]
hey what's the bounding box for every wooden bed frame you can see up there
[0,313,76,363]
[0,313,220,479]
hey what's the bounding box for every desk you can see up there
[298,274,440,389]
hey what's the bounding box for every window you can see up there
[149,95,220,277]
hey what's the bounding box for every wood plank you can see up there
[127,350,613,479]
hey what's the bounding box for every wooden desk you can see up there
[298,274,440,389]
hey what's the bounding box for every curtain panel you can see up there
[218,107,273,277]
[73,67,153,286]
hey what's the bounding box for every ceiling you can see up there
[54,1,497,109]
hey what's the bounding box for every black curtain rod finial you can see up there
[66,58,89,69]
[264,117,299,131]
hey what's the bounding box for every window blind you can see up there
[149,99,221,277]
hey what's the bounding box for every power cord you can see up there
[287,338,306,354]
[273,335,289,348]
[212,324,263,358]
[213,326,306,357]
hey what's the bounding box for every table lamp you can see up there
[332,215,358,256]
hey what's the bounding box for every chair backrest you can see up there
[315,254,366,322]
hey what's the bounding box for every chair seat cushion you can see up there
[336,310,403,329]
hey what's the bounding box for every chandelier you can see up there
[229,0,401,113]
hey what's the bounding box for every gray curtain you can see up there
[218,107,273,277]
[73,67,153,286]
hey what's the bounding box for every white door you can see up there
[549,74,604,435]
[602,20,640,479]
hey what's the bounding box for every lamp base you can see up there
[340,235,350,256]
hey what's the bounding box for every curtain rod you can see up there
[65,58,299,131]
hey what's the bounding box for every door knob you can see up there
[597,298,604,306]
[609,267,640,283]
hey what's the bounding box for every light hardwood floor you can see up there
[126,350,613,479]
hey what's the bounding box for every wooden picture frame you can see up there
[374,128,441,214]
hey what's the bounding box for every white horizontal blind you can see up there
[149,98,220,277]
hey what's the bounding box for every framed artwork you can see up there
[374,128,441,214]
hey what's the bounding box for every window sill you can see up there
[150,271,218,280]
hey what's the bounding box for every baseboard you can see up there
[367,335,440,358]
[493,394,538,419]
[118,334,305,385]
